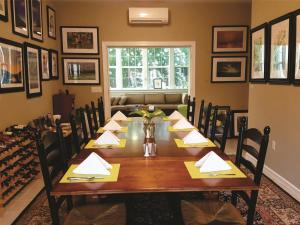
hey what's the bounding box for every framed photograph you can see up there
[250,23,269,83]
[211,56,247,83]
[29,0,43,42]
[292,9,300,84]
[0,37,24,93]
[212,26,248,53]
[47,6,56,39]
[11,0,29,37]
[0,0,8,21]
[24,43,42,98]
[60,26,99,54]
[153,78,162,89]
[62,58,100,85]
[231,110,248,137]
[269,13,292,84]
[49,49,58,80]
[40,48,50,81]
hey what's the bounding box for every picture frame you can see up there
[212,25,248,53]
[0,37,24,93]
[40,48,50,81]
[250,23,269,83]
[24,42,42,98]
[60,26,99,54]
[268,13,292,84]
[29,0,43,42]
[153,78,162,89]
[49,49,59,80]
[11,0,29,37]
[62,58,100,85]
[0,0,8,21]
[47,6,56,39]
[292,9,300,85]
[211,56,247,83]
[231,110,248,137]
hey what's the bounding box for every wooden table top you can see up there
[51,118,258,196]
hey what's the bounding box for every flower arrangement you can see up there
[130,108,166,124]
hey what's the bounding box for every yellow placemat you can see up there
[108,118,133,122]
[97,127,128,133]
[59,164,120,183]
[184,161,246,179]
[168,126,198,132]
[174,138,216,148]
[85,139,126,149]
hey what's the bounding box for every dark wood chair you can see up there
[187,95,196,125]
[85,104,95,138]
[91,101,99,131]
[69,113,86,155]
[181,117,271,225]
[78,107,89,143]
[198,102,212,137]
[98,97,105,127]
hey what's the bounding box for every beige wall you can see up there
[55,0,251,112]
[0,0,61,130]
[250,0,300,190]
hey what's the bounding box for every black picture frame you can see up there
[40,47,50,81]
[49,49,59,80]
[268,13,293,84]
[153,78,162,89]
[29,0,43,42]
[212,25,249,53]
[24,42,42,98]
[62,57,100,85]
[60,26,100,55]
[291,9,300,85]
[0,37,24,93]
[230,110,248,137]
[11,0,29,38]
[211,56,247,83]
[0,0,8,21]
[47,6,56,39]
[250,23,269,83]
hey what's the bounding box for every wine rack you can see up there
[0,126,39,207]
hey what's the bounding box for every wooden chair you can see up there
[198,102,212,137]
[78,107,89,143]
[69,113,85,155]
[91,101,99,131]
[187,96,196,125]
[85,104,95,138]
[181,117,271,225]
[197,100,205,130]
[98,97,105,127]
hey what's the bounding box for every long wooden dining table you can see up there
[51,118,258,197]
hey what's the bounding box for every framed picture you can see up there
[24,42,42,98]
[212,26,248,53]
[292,9,300,84]
[49,49,58,80]
[60,26,99,54]
[62,58,100,85]
[153,78,162,89]
[250,23,269,83]
[29,0,43,42]
[0,37,24,93]
[0,0,8,21]
[11,0,29,37]
[211,56,247,83]
[231,110,248,137]
[268,13,292,84]
[40,48,50,81]
[47,6,56,39]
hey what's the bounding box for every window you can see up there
[108,47,190,90]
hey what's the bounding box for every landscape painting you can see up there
[29,0,43,41]
[12,0,29,37]
[216,61,241,77]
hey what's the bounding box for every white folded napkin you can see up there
[73,152,112,175]
[183,130,208,144]
[103,120,122,131]
[95,130,120,145]
[173,118,194,129]
[195,151,231,173]
[169,110,185,120]
[111,111,128,121]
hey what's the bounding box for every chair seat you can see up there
[181,200,245,225]
[64,203,126,225]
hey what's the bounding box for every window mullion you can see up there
[116,49,122,89]
[170,48,175,89]
[142,48,148,89]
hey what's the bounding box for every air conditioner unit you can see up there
[128,8,169,24]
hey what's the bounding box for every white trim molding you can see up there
[245,153,300,202]
[102,41,196,119]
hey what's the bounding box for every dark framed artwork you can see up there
[0,37,24,93]
[62,58,100,85]
[11,0,29,37]
[153,78,162,89]
[0,0,8,21]
[268,13,292,84]
[211,56,247,83]
[24,42,42,98]
[40,48,50,81]
[60,26,99,54]
[212,26,248,53]
[292,9,300,84]
[231,110,248,137]
[49,49,58,80]
[250,23,269,83]
[29,0,43,42]
[47,6,56,39]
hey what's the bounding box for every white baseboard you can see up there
[245,153,300,202]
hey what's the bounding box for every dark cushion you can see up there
[110,97,115,105]
[118,96,128,105]
[150,104,178,110]
[126,94,145,104]
[165,94,182,104]
[112,97,121,105]
[145,94,165,104]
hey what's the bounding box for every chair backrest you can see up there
[98,97,105,127]
[85,104,95,138]
[91,101,99,130]
[56,119,73,162]
[69,113,83,154]
[186,96,196,125]
[197,100,205,130]
[198,102,212,137]
[79,107,89,143]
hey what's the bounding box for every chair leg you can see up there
[66,195,73,211]
[231,191,238,206]
[247,191,258,225]
[48,197,60,225]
